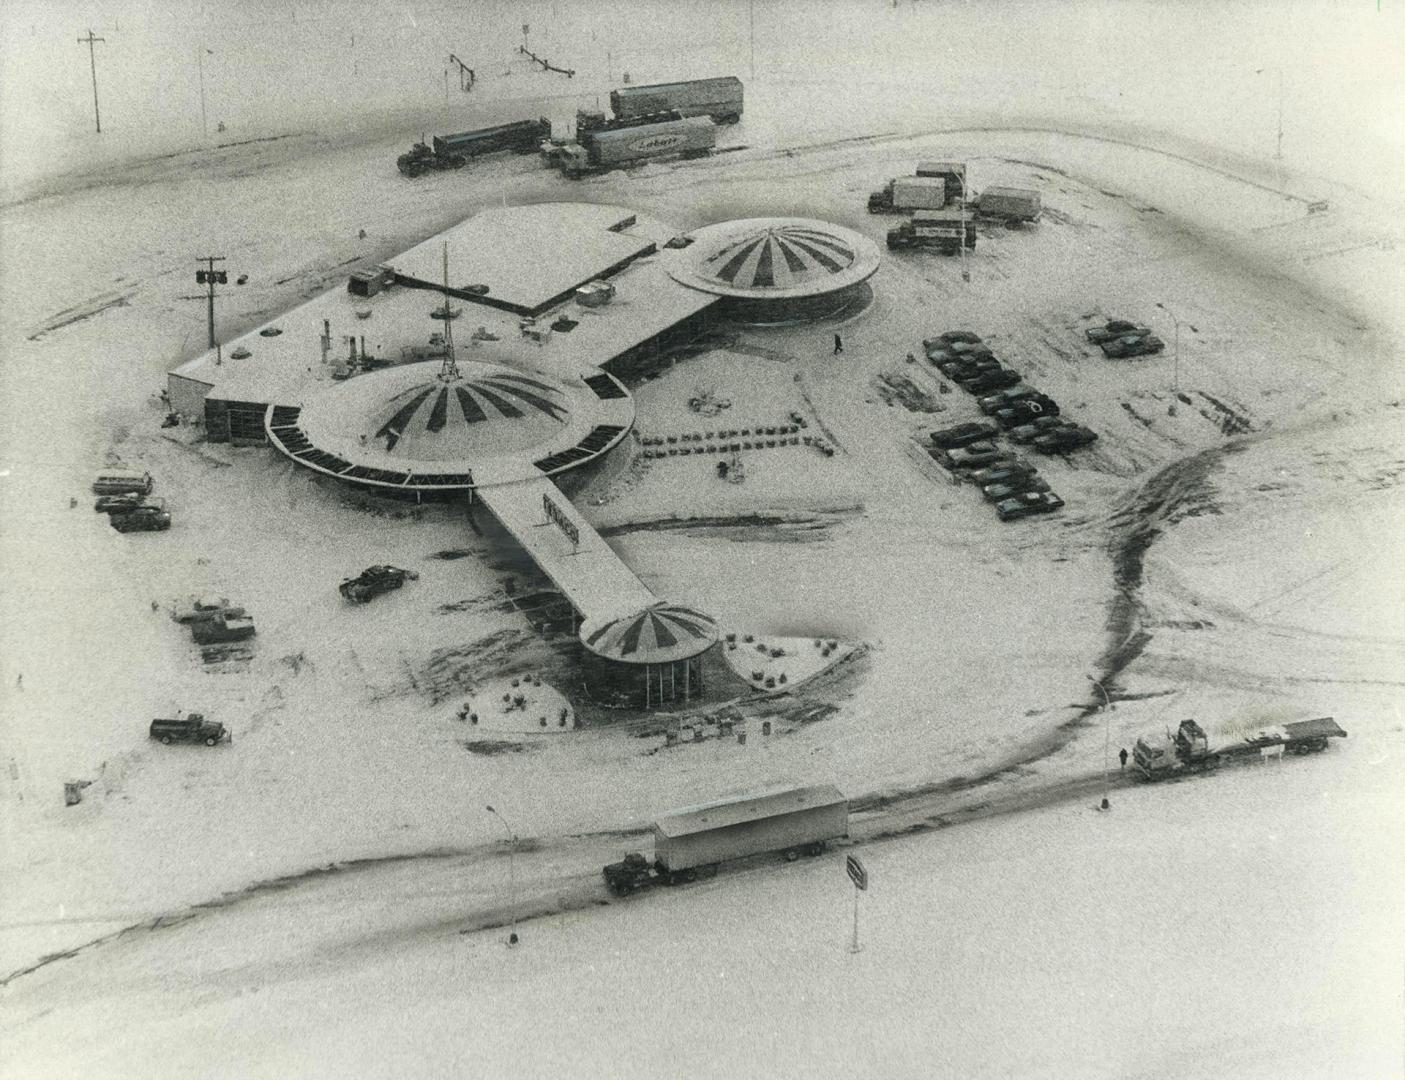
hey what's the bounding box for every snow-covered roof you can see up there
[656,785,848,837]
[666,218,880,300]
[580,602,719,664]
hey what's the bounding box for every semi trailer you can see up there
[396,118,551,177]
[603,785,849,895]
[550,114,717,179]
[975,186,1042,223]
[886,209,977,253]
[1133,717,1347,780]
[917,161,967,199]
[867,175,949,214]
[610,76,743,124]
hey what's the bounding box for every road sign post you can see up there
[845,854,867,954]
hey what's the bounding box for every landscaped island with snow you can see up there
[2,2,1402,1077]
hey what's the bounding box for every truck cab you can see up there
[150,714,230,746]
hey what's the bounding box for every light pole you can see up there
[78,29,106,134]
[1253,67,1284,191]
[1087,675,1113,810]
[485,805,519,946]
[1155,302,1198,405]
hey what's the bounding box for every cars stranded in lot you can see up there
[978,386,1040,413]
[958,368,1021,393]
[936,355,999,378]
[922,330,982,349]
[1101,334,1165,359]
[930,422,999,449]
[1085,320,1148,344]
[994,397,1060,427]
[945,442,1012,468]
[970,462,1038,486]
[1007,416,1067,443]
[996,491,1065,521]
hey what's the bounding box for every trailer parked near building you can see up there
[610,76,743,124]
[550,114,717,179]
[603,785,849,895]
[975,186,1042,223]
[397,118,551,177]
[1133,717,1347,780]
[887,209,977,253]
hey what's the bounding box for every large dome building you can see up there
[666,217,881,322]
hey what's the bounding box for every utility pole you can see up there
[197,47,209,137]
[748,0,755,81]
[195,256,227,352]
[78,29,106,134]
[1087,675,1113,810]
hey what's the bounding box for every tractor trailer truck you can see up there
[1133,717,1347,780]
[397,118,551,177]
[975,186,1042,223]
[887,209,977,253]
[603,785,849,895]
[868,175,949,214]
[610,76,743,124]
[551,114,716,179]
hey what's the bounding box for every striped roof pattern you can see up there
[581,602,719,664]
[699,226,857,290]
[373,372,567,454]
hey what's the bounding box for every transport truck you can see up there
[603,785,849,895]
[551,114,716,179]
[610,75,743,124]
[917,161,967,199]
[867,175,948,214]
[396,118,551,177]
[1133,717,1347,780]
[975,186,1042,223]
[149,714,230,746]
[190,612,256,644]
[886,209,977,253]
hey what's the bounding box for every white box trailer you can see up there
[610,76,744,124]
[603,785,850,893]
[891,176,949,211]
[976,186,1042,222]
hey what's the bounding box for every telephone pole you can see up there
[196,256,227,351]
[78,29,106,134]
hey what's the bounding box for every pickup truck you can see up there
[149,714,230,746]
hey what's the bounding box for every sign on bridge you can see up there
[542,493,580,550]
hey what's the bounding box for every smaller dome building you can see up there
[579,602,719,708]
[666,218,881,323]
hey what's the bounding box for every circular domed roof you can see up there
[580,602,719,665]
[666,217,880,302]
[699,225,857,289]
[361,367,568,460]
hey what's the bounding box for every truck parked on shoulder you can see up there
[149,714,230,746]
[975,186,1042,223]
[397,118,551,177]
[610,76,743,124]
[887,209,977,253]
[1133,717,1347,780]
[550,113,716,179]
[868,175,948,214]
[603,785,849,895]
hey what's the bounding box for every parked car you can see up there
[1101,334,1165,359]
[340,565,419,603]
[110,506,171,532]
[930,422,999,449]
[993,396,1060,428]
[1007,416,1069,443]
[946,442,1012,469]
[1032,425,1099,453]
[970,462,1038,487]
[927,341,995,364]
[922,330,982,349]
[172,597,246,624]
[982,476,1052,502]
[95,493,164,514]
[936,357,999,381]
[1085,320,1148,344]
[995,491,1066,521]
[978,385,1041,413]
[958,368,1022,394]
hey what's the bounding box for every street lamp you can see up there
[1087,675,1114,810]
[485,805,519,946]
[1253,66,1284,192]
[1154,303,1198,406]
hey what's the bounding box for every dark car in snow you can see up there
[340,565,419,603]
[922,330,982,351]
[982,476,1052,502]
[110,506,171,532]
[995,491,1065,521]
[970,461,1037,487]
[930,422,1000,449]
[936,354,1000,380]
[958,368,1022,394]
[1032,424,1099,454]
[1101,334,1165,359]
[942,442,1011,469]
[1085,320,1149,344]
[978,385,1041,414]
[1007,415,1069,443]
[993,396,1060,428]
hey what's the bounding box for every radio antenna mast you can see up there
[439,241,461,382]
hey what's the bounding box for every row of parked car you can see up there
[1086,318,1165,359]
[92,469,171,532]
[921,330,1102,520]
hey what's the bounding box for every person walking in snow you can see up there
[1119,747,1129,770]
[833,333,843,356]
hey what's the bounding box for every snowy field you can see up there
[2,1,1404,1077]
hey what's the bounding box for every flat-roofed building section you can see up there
[387,203,661,317]
[475,476,657,623]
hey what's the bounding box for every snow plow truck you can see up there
[603,785,849,895]
[1133,717,1346,780]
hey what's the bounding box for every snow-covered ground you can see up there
[2,2,1404,1076]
